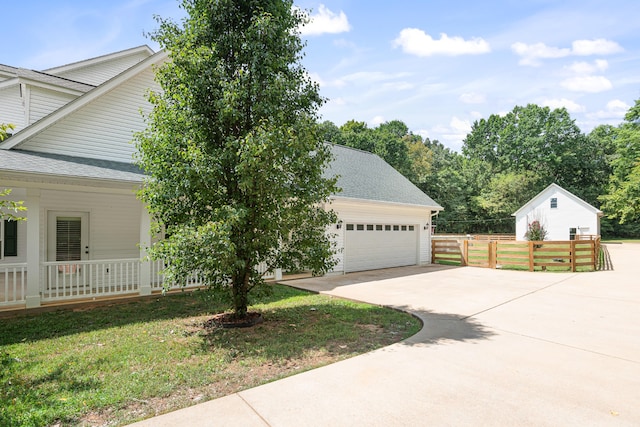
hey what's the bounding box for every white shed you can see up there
[513,183,603,241]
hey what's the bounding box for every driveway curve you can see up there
[130,243,640,426]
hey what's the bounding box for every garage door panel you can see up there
[344,224,417,272]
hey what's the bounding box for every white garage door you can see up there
[344,223,418,272]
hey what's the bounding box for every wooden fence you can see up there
[432,238,601,272]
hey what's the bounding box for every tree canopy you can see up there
[320,98,640,237]
[599,99,640,224]
[135,0,338,318]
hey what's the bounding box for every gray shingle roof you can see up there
[325,144,442,208]
[0,149,144,183]
[0,144,441,208]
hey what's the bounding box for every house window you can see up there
[56,217,82,261]
[550,198,558,208]
[3,220,18,257]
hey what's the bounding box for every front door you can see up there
[47,211,89,264]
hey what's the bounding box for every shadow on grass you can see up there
[0,285,310,346]
[0,291,421,427]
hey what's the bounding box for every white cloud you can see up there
[542,98,586,113]
[512,38,622,66]
[571,39,623,56]
[450,116,472,134]
[566,60,609,74]
[299,5,350,36]
[511,42,570,66]
[323,71,412,88]
[459,92,486,104]
[369,115,386,127]
[561,75,613,92]
[586,99,630,121]
[394,28,490,57]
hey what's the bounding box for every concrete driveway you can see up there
[130,243,640,426]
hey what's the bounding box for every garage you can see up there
[344,223,418,272]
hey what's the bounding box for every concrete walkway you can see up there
[130,243,640,426]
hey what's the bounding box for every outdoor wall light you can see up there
[336,221,343,229]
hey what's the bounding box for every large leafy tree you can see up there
[599,99,640,224]
[135,0,338,318]
[462,105,602,189]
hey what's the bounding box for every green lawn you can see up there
[0,285,420,427]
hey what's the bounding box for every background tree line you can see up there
[320,100,640,237]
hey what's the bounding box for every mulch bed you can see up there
[205,311,264,328]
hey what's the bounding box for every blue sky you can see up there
[5,1,640,150]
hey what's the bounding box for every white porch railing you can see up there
[150,259,205,291]
[42,259,140,302]
[0,259,281,309]
[150,260,277,290]
[0,263,27,306]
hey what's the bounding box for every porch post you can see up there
[25,188,41,308]
[139,205,152,296]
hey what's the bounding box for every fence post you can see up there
[489,241,497,269]
[461,240,468,266]
[431,239,435,264]
[528,241,534,271]
[570,240,577,272]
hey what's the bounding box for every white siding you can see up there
[0,85,25,132]
[39,190,141,261]
[28,87,77,125]
[329,198,432,273]
[515,187,600,241]
[19,67,159,163]
[49,52,151,86]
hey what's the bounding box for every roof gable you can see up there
[0,50,168,159]
[513,183,602,216]
[44,45,155,86]
[325,144,442,208]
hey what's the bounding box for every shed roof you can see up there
[325,144,442,209]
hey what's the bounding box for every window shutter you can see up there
[56,217,81,261]
[3,220,18,257]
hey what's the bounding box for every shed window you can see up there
[550,198,558,208]
[3,220,18,257]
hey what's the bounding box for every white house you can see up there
[0,46,441,310]
[513,183,602,241]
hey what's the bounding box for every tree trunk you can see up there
[232,266,251,318]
